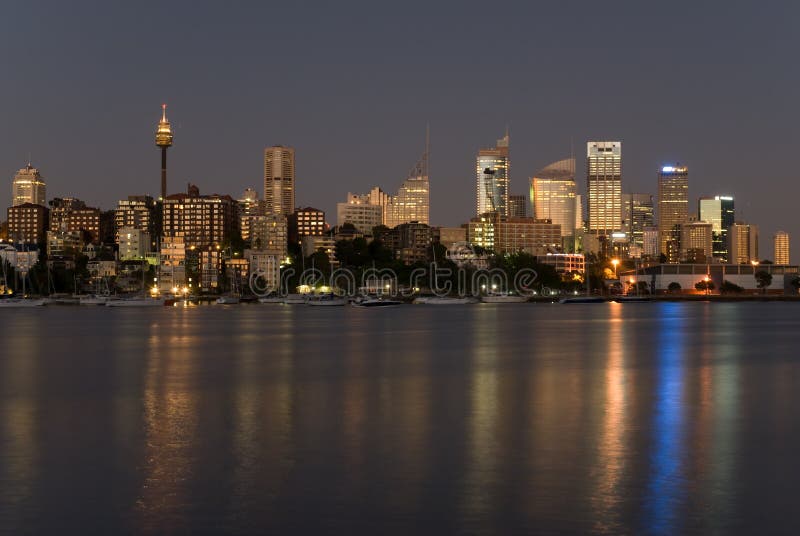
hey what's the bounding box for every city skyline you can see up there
[1,2,797,257]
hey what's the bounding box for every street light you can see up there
[703,275,711,296]
[611,259,619,278]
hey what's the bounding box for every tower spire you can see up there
[161,103,167,122]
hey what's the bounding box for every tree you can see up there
[720,280,744,294]
[791,276,800,294]
[667,282,682,293]
[754,270,772,293]
[695,280,714,293]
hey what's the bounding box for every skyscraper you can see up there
[155,104,173,200]
[530,158,577,241]
[657,165,688,261]
[728,222,758,264]
[774,231,790,264]
[586,141,622,236]
[698,195,734,262]
[12,163,47,206]
[476,132,510,216]
[622,193,655,251]
[387,146,429,227]
[264,146,295,215]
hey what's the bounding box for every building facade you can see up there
[118,227,151,260]
[115,195,156,240]
[680,220,714,263]
[264,145,295,216]
[586,142,622,236]
[237,188,263,243]
[251,214,288,257]
[337,193,384,234]
[49,198,101,243]
[622,193,655,252]
[508,195,527,218]
[657,165,689,261]
[476,133,510,216]
[288,207,326,245]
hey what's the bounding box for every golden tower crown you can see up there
[155,103,173,147]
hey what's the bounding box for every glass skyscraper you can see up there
[476,133,509,216]
[622,193,655,251]
[699,195,734,262]
[586,142,622,236]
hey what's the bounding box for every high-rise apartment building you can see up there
[774,231,790,264]
[12,163,47,207]
[251,214,288,257]
[622,193,655,250]
[476,133,510,216]
[698,195,735,262]
[467,212,561,255]
[162,184,236,248]
[48,198,101,243]
[115,196,156,239]
[530,158,577,240]
[264,146,295,215]
[7,203,49,244]
[657,165,689,261]
[288,207,325,245]
[680,220,713,263]
[586,142,622,236]
[728,222,758,264]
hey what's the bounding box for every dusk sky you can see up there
[2,1,798,257]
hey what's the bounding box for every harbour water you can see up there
[1,302,799,534]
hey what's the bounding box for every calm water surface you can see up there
[1,302,799,535]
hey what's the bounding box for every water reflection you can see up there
[641,303,688,534]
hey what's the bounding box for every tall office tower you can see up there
[774,231,790,264]
[12,162,47,206]
[586,141,622,236]
[264,146,295,215]
[476,132,510,216]
[699,195,735,262]
[657,165,688,261]
[387,145,430,228]
[728,222,759,264]
[680,220,713,263]
[237,188,263,243]
[622,193,655,251]
[530,158,577,240]
[508,195,527,218]
[155,104,173,200]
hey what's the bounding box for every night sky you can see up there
[2,1,798,258]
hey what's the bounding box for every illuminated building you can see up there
[530,158,577,245]
[476,132,510,216]
[162,184,236,248]
[728,222,758,264]
[264,145,295,216]
[534,253,586,275]
[642,226,659,258]
[12,162,47,206]
[7,203,49,244]
[118,227,151,260]
[155,104,173,200]
[468,212,561,255]
[657,165,688,261]
[301,235,338,266]
[680,220,713,263]
[115,196,156,241]
[237,188,263,243]
[49,197,101,243]
[337,193,384,234]
[622,193,654,251]
[699,195,735,262]
[251,214,288,257]
[774,231,790,264]
[288,207,325,245]
[395,222,432,265]
[586,142,622,236]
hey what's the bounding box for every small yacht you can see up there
[480,291,527,303]
[559,295,606,304]
[282,293,306,305]
[79,294,120,306]
[258,294,285,304]
[0,297,46,307]
[352,296,403,308]
[306,293,347,306]
[216,295,241,305]
[106,297,168,307]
